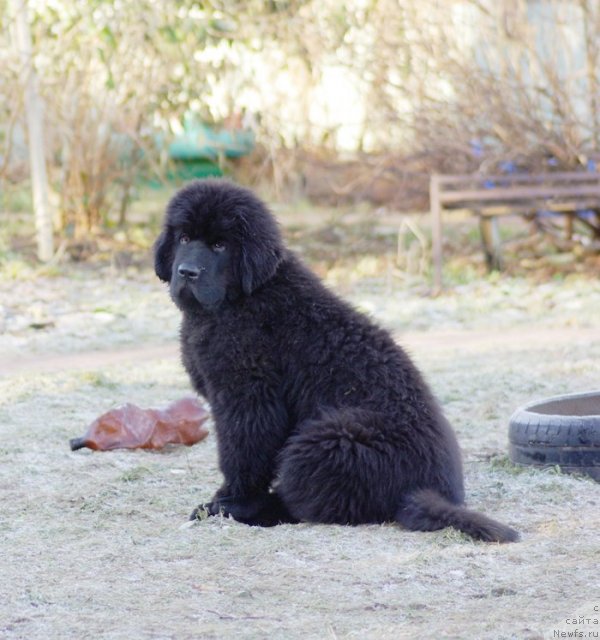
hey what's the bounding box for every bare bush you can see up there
[347,0,600,174]
[208,1,600,206]
[50,73,149,234]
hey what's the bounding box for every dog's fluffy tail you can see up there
[395,489,519,543]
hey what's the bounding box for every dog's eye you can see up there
[212,241,226,252]
[179,234,190,245]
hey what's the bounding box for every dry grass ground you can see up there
[1,240,599,639]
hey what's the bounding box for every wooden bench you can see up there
[430,171,600,290]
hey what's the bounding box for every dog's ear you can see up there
[239,242,282,295]
[153,229,173,282]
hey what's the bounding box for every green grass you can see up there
[119,465,154,483]
[488,454,529,475]
[78,372,119,390]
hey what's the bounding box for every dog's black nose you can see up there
[177,263,202,280]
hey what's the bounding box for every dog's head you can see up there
[154,179,284,311]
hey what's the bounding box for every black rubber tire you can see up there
[508,391,600,481]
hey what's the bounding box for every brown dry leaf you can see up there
[70,397,209,451]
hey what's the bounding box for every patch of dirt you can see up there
[0,265,599,639]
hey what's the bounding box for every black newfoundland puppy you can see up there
[154,179,518,543]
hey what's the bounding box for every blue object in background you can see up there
[499,160,517,174]
[168,113,255,161]
[469,139,484,159]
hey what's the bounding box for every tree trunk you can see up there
[11,0,54,262]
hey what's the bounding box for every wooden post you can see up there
[565,213,574,240]
[479,214,503,272]
[430,174,443,292]
[11,0,54,262]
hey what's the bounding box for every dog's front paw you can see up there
[189,501,225,521]
[189,494,266,524]
[188,493,297,526]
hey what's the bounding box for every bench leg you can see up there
[593,211,600,239]
[565,213,574,240]
[430,175,443,292]
[479,216,503,272]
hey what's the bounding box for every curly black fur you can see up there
[154,179,518,543]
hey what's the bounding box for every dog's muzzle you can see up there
[177,263,206,281]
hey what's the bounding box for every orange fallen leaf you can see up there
[70,398,209,451]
